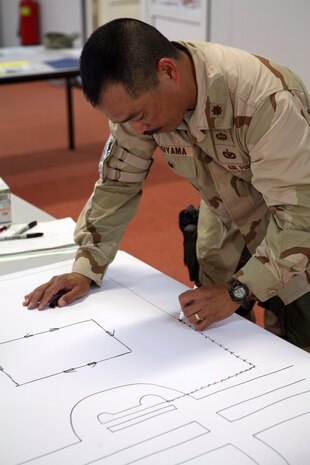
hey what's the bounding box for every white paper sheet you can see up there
[0,252,309,465]
[0,217,76,256]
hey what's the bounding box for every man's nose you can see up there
[129,120,149,135]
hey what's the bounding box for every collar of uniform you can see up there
[175,41,234,142]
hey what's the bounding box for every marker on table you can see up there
[13,220,37,236]
[0,224,11,233]
[0,232,43,241]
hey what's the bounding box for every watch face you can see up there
[233,285,248,300]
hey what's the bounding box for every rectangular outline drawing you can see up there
[0,320,131,386]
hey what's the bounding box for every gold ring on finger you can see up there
[194,313,202,322]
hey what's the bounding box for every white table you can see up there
[1,196,310,465]
[1,251,310,465]
[0,46,81,150]
[11,194,54,224]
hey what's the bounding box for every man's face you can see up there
[98,77,187,136]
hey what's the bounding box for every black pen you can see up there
[13,220,38,236]
[0,232,43,241]
[48,289,67,308]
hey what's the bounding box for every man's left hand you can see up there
[179,284,239,330]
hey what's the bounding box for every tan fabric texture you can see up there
[73,41,310,305]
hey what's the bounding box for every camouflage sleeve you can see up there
[236,90,310,302]
[72,122,157,286]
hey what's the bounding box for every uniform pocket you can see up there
[163,153,197,179]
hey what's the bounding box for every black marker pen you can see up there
[48,289,67,308]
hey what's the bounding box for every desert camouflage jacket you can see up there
[73,41,310,304]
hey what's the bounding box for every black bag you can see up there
[179,205,200,282]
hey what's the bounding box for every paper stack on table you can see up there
[0,217,77,260]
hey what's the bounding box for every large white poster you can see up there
[0,252,309,464]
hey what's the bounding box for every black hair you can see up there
[80,18,181,107]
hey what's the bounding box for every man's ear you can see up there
[157,58,180,83]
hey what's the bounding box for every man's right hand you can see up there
[23,272,92,310]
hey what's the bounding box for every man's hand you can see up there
[23,273,92,310]
[179,284,239,330]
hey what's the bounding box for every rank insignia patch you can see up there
[216,132,227,141]
[222,149,236,159]
[211,104,223,116]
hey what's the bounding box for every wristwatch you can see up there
[227,278,254,308]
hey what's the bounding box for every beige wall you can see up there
[89,0,140,31]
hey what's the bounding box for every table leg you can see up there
[65,77,75,150]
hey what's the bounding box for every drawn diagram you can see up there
[20,377,310,464]
[0,320,131,386]
[0,254,310,465]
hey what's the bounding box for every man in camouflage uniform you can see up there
[23,19,310,350]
